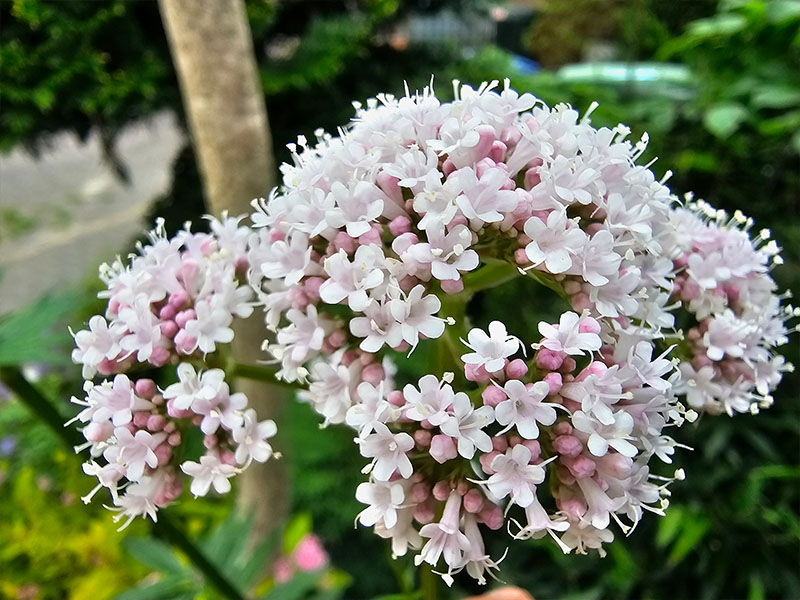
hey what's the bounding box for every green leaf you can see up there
[792,130,800,153]
[704,102,748,138]
[114,577,194,600]
[263,571,320,600]
[283,513,313,555]
[122,537,188,575]
[751,85,800,109]
[668,511,711,565]
[766,0,800,23]
[686,13,748,39]
[0,290,82,365]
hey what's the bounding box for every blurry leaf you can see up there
[668,511,711,565]
[766,0,800,23]
[114,577,194,600]
[751,85,800,109]
[748,573,766,600]
[283,513,313,555]
[0,290,81,365]
[704,102,748,138]
[656,505,684,548]
[263,571,320,600]
[686,14,748,38]
[676,150,719,172]
[792,130,800,153]
[122,537,187,575]
[203,511,254,572]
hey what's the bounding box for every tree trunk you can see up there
[159,0,288,546]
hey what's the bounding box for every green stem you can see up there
[0,367,246,600]
[0,366,83,449]
[420,565,441,600]
[228,361,302,390]
[153,512,246,600]
[461,260,520,300]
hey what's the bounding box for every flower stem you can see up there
[0,366,83,449]
[420,564,441,600]
[228,361,302,390]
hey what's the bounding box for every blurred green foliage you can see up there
[1,0,798,598]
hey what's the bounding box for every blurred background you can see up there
[0,0,798,599]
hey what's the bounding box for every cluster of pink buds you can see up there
[667,201,797,415]
[70,216,276,527]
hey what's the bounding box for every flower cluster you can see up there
[68,80,794,585]
[667,201,797,415]
[70,217,276,528]
[248,80,702,584]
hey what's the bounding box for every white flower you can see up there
[415,491,471,573]
[571,410,637,458]
[538,311,601,356]
[71,315,123,377]
[494,380,557,439]
[356,480,406,529]
[110,427,164,482]
[461,321,521,373]
[162,364,226,411]
[258,231,312,287]
[358,423,414,481]
[523,210,587,274]
[83,374,153,426]
[403,375,456,426]
[320,246,386,311]
[181,454,237,497]
[485,444,546,508]
[232,408,277,465]
[578,230,621,286]
[184,297,235,354]
[346,381,398,437]
[350,299,403,352]
[412,170,460,230]
[439,393,494,459]
[326,180,385,237]
[453,167,517,224]
[118,295,163,362]
[425,224,480,281]
[387,285,445,348]
[276,305,329,364]
[301,358,357,425]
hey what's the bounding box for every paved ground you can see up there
[0,111,185,315]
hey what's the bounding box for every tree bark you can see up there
[159,0,288,546]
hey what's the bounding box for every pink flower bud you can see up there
[505,359,528,379]
[303,277,324,300]
[442,157,456,176]
[465,363,491,383]
[399,275,419,293]
[578,316,601,335]
[566,455,596,479]
[175,309,196,329]
[414,429,432,448]
[387,390,405,407]
[174,330,197,354]
[514,248,531,265]
[132,412,149,428]
[481,385,507,408]
[463,488,485,513]
[168,432,182,446]
[478,503,504,530]
[159,304,177,321]
[524,167,541,189]
[202,435,217,450]
[147,415,166,432]
[149,346,170,367]
[570,292,593,312]
[488,140,507,162]
[358,224,383,246]
[479,450,501,475]
[134,378,156,399]
[440,278,464,294]
[432,480,452,501]
[553,422,573,436]
[388,215,412,236]
[544,372,563,394]
[166,399,192,419]
[160,320,179,339]
[168,290,189,310]
[492,436,508,452]
[326,329,347,349]
[84,421,113,443]
[376,171,403,203]
[448,214,469,229]
[559,357,577,374]
[333,231,356,254]
[535,348,564,371]
[274,558,293,583]
[411,482,430,503]
[522,440,541,462]
[414,501,435,524]
[559,497,587,520]
[429,435,458,464]
[154,444,172,466]
[269,229,285,243]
